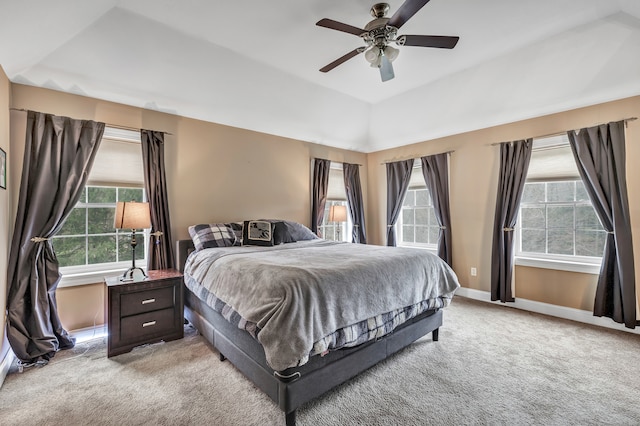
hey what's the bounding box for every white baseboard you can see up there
[0,349,16,389]
[455,287,640,335]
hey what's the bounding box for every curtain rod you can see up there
[380,150,454,165]
[10,108,174,135]
[489,117,637,146]
[313,158,363,166]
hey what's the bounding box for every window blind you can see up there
[326,164,347,201]
[88,127,144,187]
[527,134,580,182]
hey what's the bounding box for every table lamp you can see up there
[328,205,347,223]
[114,201,151,281]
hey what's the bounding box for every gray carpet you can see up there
[2,296,640,426]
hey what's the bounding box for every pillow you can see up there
[188,223,237,250]
[259,219,319,242]
[242,220,275,246]
[227,222,244,246]
[273,221,295,245]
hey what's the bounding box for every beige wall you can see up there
[367,95,640,312]
[0,67,10,363]
[5,83,640,332]
[9,84,368,331]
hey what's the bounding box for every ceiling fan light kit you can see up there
[316,0,459,82]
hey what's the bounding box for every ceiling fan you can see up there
[316,0,459,82]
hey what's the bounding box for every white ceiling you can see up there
[1,0,640,152]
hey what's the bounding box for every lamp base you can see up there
[120,266,148,282]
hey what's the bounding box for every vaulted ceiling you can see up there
[1,0,639,152]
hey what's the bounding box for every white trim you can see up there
[71,324,108,343]
[515,256,601,275]
[59,266,146,288]
[455,287,640,335]
[0,349,16,389]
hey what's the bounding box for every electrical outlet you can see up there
[470,267,477,276]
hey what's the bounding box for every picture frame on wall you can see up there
[0,147,6,190]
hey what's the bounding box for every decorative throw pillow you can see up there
[227,222,244,246]
[259,219,319,242]
[188,223,237,250]
[273,221,295,245]
[242,220,275,246]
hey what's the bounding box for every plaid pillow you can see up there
[188,223,237,250]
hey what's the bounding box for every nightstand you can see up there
[104,269,184,357]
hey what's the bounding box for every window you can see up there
[318,164,352,242]
[516,135,605,271]
[52,186,147,268]
[320,200,351,242]
[398,163,438,249]
[55,127,146,286]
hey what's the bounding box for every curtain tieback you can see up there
[387,225,394,228]
[607,231,615,235]
[503,227,514,232]
[439,226,447,230]
[151,231,164,245]
[30,237,49,243]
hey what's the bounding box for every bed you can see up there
[177,220,460,425]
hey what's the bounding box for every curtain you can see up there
[6,111,105,364]
[421,153,452,265]
[490,139,533,302]
[568,121,637,328]
[141,130,175,270]
[311,158,330,237]
[386,159,414,246]
[343,163,367,244]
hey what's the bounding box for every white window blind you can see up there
[407,160,424,189]
[527,134,579,182]
[327,164,347,201]
[88,127,144,187]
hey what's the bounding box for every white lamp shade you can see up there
[365,46,380,63]
[114,201,151,230]
[383,45,399,62]
[328,205,348,222]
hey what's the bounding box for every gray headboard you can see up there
[176,239,195,273]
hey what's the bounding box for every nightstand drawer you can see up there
[120,308,176,341]
[120,286,175,317]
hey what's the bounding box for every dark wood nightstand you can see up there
[104,269,184,357]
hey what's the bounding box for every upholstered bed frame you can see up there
[176,239,443,426]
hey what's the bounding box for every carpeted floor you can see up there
[2,296,640,426]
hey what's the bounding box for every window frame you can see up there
[56,127,148,287]
[515,181,604,275]
[396,163,438,251]
[55,185,149,287]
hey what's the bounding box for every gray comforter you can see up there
[184,239,460,371]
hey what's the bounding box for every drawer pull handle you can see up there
[142,298,156,305]
[142,321,157,328]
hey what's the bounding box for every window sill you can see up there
[59,267,146,288]
[398,244,437,254]
[515,256,601,275]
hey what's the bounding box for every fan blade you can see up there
[316,18,366,36]
[319,48,363,73]
[379,55,395,82]
[388,0,431,29]
[401,35,459,49]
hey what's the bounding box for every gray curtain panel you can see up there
[141,130,175,270]
[490,139,533,302]
[386,159,414,246]
[568,121,637,328]
[7,111,105,364]
[343,163,367,244]
[421,154,452,265]
[311,158,330,237]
